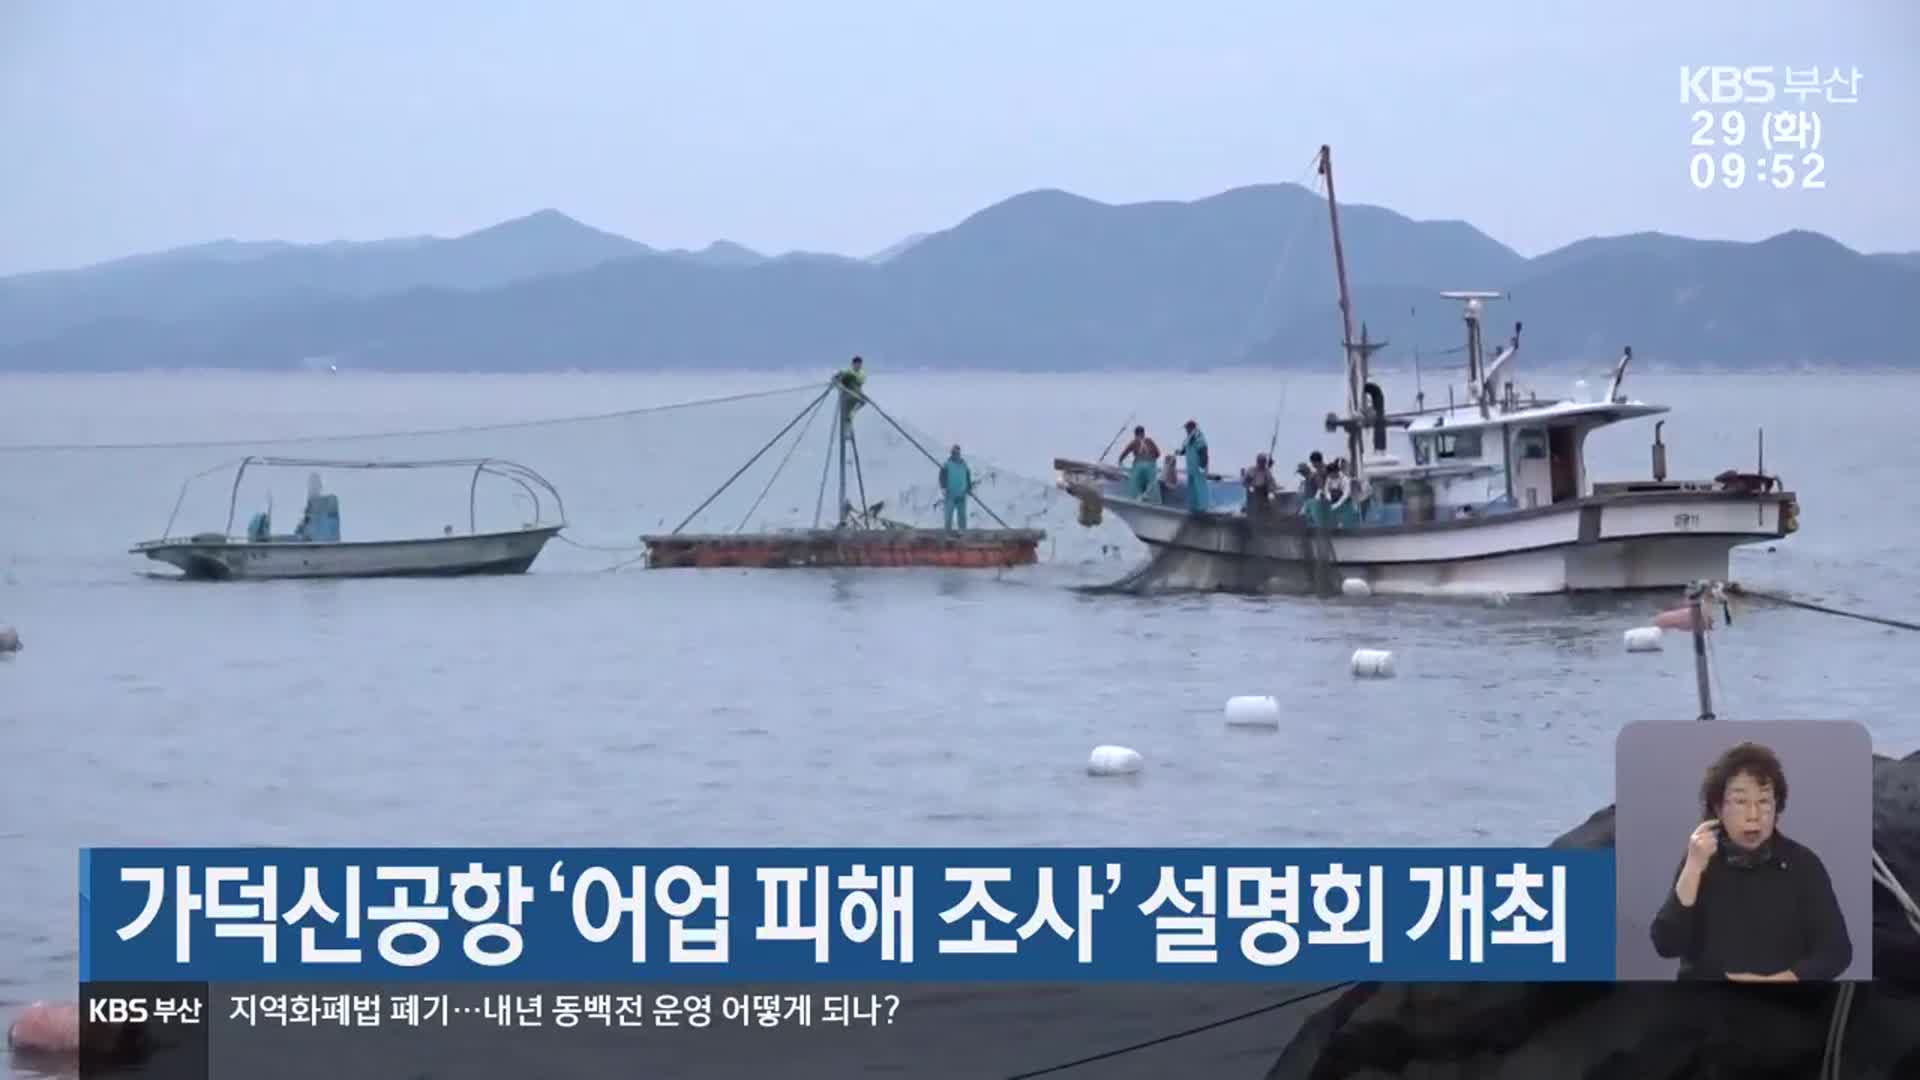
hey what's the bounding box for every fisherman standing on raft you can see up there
[1115,425,1161,502]
[1179,419,1210,513]
[939,445,973,530]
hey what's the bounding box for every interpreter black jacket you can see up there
[1648,829,1852,981]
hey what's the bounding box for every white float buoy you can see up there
[1341,577,1372,598]
[1224,695,1281,727]
[1623,626,1664,652]
[0,626,19,653]
[1086,745,1143,776]
[1350,648,1396,678]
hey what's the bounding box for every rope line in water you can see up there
[1002,982,1354,1079]
[1726,584,1920,634]
[0,382,823,453]
[553,534,646,555]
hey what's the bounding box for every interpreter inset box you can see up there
[1613,720,1872,982]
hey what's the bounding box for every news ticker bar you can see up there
[85,983,905,1033]
[82,847,1614,983]
[74,980,1351,1080]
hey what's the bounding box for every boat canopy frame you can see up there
[154,455,568,542]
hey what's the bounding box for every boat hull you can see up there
[131,526,564,581]
[1082,487,1794,596]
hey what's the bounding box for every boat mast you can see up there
[1317,145,1366,477]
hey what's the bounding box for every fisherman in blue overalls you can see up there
[940,444,973,530]
[1179,420,1210,514]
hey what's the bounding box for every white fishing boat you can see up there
[131,456,567,581]
[1061,145,1799,598]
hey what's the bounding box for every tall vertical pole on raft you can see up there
[836,390,850,529]
[1689,580,1715,722]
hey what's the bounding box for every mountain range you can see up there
[2,185,1915,374]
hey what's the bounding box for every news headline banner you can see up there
[81,848,1616,982]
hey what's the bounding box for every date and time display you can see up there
[1680,66,1861,191]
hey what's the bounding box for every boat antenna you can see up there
[1317,144,1369,478]
[1604,346,1634,404]
[1439,291,1505,418]
[1479,320,1523,409]
[1410,305,1425,409]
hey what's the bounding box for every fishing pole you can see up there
[1096,414,1134,463]
[1267,379,1288,461]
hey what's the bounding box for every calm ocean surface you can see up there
[4,369,1918,1073]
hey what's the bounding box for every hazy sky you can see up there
[3,1,1915,274]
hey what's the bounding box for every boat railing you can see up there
[153,455,568,542]
[1591,479,1740,497]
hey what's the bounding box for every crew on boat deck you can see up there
[1117,426,1161,501]
[1179,420,1210,513]
[1302,458,1346,528]
[1242,454,1278,512]
[1323,460,1362,527]
[939,444,972,530]
[1159,453,1179,501]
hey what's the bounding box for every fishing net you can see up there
[667,391,1036,528]
[1063,485,1350,597]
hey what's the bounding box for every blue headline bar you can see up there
[81,847,1615,982]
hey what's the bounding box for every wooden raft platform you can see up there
[640,528,1047,569]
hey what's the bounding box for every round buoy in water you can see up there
[1351,649,1395,678]
[1624,626,1664,652]
[1653,606,1711,632]
[0,626,18,653]
[1224,695,1280,727]
[1087,745,1143,776]
[1341,578,1371,598]
[7,1001,79,1054]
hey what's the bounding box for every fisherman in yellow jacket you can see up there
[834,355,867,431]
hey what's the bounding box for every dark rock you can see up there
[1873,753,1920,975]
[1264,753,1920,1079]
[1547,804,1614,850]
